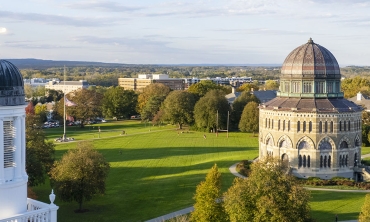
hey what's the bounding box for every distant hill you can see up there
[5,59,125,69]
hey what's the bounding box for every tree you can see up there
[162,91,196,129]
[193,90,230,132]
[359,193,370,222]
[140,95,166,121]
[239,101,259,135]
[34,103,48,123]
[191,164,227,222]
[50,141,110,212]
[59,88,103,127]
[237,83,259,92]
[264,80,279,90]
[26,103,55,186]
[137,83,171,114]
[223,157,311,222]
[341,77,370,98]
[46,89,64,102]
[188,80,228,99]
[231,91,259,129]
[102,87,137,119]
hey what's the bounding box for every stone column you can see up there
[21,115,27,179]
[14,116,22,181]
[0,118,4,184]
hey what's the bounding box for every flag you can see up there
[65,97,77,106]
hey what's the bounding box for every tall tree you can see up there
[137,83,170,114]
[50,141,110,212]
[25,103,55,186]
[188,80,228,99]
[140,95,166,121]
[59,88,103,127]
[231,91,259,129]
[223,157,311,222]
[359,194,370,222]
[193,89,230,132]
[191,164,227,222]
[237,83,259,92]
[264,80,279,90]
[239,101,259,135]
[341,76,370,98]
[162,91,196,129]
[102,87,137,119]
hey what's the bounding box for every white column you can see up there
[21,115,27,179]
[0,118,3,184]
[14,116,22,181]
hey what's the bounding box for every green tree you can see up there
[50,141,110,212]
[26,103,55,186]
[162,91,196,129]
[137,83,171,114]
[102,87,137,119]
[362,125,370,147]
[264,80,279,90]
[239,101,259,135]
[46,89,64,102]
[231,91,259,129]
[34,103,48,123]
[223,157,311,222]
[140,95,166,122]
[188,80,228,99]
[237,83,259,92]
[191,164,227,222]
[359,193,370,222]
[61,88,103,127]
[341,77,370,98]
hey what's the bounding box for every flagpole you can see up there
[63,66,66,141]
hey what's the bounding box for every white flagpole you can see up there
[63,66,66,140]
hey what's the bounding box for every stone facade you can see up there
[259,39,362,179]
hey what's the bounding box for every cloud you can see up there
[64,1,145,12]
[0,27,7,34]
[213,28,309,36]
[4,41,75,49]
[0,10,121,27]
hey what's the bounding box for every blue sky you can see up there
[1,0,370,65]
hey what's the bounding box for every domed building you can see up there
[0,60,58,221]
[259,38,362,179]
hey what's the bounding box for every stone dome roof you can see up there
[0,60,25,106]
[281,38,340,79]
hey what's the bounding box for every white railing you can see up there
[0,190,58,222]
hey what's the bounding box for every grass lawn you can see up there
[31,120,368,221]
[362,146,370,155]
[310,191,366,221]
[35,120,259,221]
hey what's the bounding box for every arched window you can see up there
[339,121,342,131]
[344,121,347,131]
[307,155,311,168]
[355,137,360,147]
[319,121,322,133]
[354,153,358,166]
[299,155,302,167]
[319,141,332,150]
[309,121,312,132]
[339,155,342,167]
[265,118,267,128]
[269,119,271,128]
[303,155,306,167]
[278,120,280,131]
[328,155,331,168]
[340,141,349,149]
[297,121,300,132]
[298,141,310,150]
[303,121,306,132]
[320,156,323,168]
[283,120,285,131]
[272,120,274,129]
[324,156,327,167]
[325,121,328,133]
[346,154,348,167]
[288,121,290,131]
[330,121,333,133]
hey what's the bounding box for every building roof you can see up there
[225,92,241,104]
[261,97,362,113]
[251,90,276,103]
[348,92,370,111]
[0,60,25,105]
[281,38,340,80]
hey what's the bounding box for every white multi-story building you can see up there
[0,60,58,222]
[45,79,90,94]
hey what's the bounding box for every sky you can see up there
[1,0,370,65]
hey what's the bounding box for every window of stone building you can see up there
[344,121,347,131]
[355,137,361,147]
[278,120,280,130]
[283,120,285,131]
[320,156,323,168]
[348,121,350,131]
[328,155,331,168]
[339,155,342,167]
[303,121,306,132]
[345,154,348,167]
[299,155,302,167]
[309,121,312,132]
[292,81,301,93]
[340,141,349,149]
[316,81,325,93]
[330,121,333,133]
[288,121,290,131]
[284,82,290,93]
[339,121,342,131]
[303,155,306,167]
[269,119,271,128]
[325,121,328,133]
[297,121,300,132]
[354,153,358,166]
[4,120,15,168]
[303,82,312,93]
[298,141,310,149]
[319,121,322,133]
[327,82,334,93]
[265,118,267,128]
[272,120,274,129]
[307,156,311,168]
[324,156,327,167]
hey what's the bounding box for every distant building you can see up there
[251,90,277,103]
[118,74,185,91]
[184,76,252,89]
[24,78,48,87]
[45,79,91,94]
[348,92,370,111]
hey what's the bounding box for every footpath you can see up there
[146,162,367,222]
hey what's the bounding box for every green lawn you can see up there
[31,121,367,221]
[35,120,259,221]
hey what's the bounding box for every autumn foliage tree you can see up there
[137,83,171,114]
[50,141,110,212]
[191,164,227,222]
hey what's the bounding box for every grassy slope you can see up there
[32,120,367,221]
